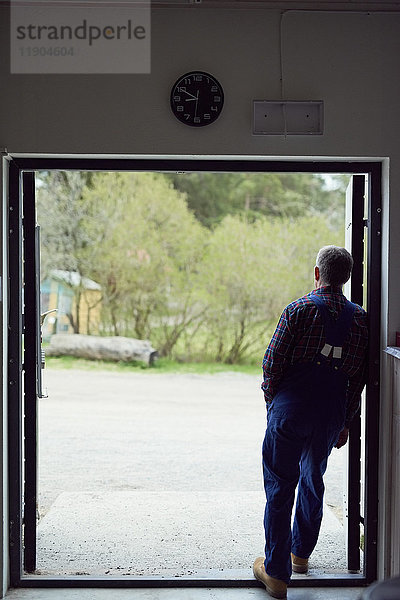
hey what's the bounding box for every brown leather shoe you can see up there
[291,552,309,574]
[253,557,287,599]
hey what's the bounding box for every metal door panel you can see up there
[344,174,366,572]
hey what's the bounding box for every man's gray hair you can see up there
[316,246,354,287]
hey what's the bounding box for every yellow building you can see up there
[41,270,102,339]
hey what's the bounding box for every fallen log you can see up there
[46,334,158,366]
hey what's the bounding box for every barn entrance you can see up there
[6,156,381,589]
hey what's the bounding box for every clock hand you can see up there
[181,90,198,100]
[194,90,199,117]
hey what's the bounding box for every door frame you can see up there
[6,155,382,589]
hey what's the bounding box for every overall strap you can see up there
[309,293,357,362]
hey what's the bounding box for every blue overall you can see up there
[262,294,356,583]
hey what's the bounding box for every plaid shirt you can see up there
[261,286,368,427]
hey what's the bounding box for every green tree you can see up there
[82,172,208,355]
[196,215,279,363]
[38,170,346,364]
[166,172,348,228]
[196,214,344,364]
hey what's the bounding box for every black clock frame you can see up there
[170,71,224,127]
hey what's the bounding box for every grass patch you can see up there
[153,358,260,375]
[45,355,261,376]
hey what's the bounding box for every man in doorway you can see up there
[253,246,368,599]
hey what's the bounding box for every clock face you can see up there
[170,71,224,127]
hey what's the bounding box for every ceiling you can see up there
[152,0,400,10]
[4,0,400,11]
[5,0,400,10]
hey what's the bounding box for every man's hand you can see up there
[334,427,349,449]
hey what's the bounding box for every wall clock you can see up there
[170,71,224,127]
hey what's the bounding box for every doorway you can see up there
[6,156,382,589]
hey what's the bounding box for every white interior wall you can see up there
[1,4,399,591]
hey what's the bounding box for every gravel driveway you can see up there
[36,368,348,577]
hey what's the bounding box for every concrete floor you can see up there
[36,491,346,576]
[5,586,365,600]
[20,369,365,599]
[37,370,350,577]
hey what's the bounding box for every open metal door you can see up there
[22,171,41,574]
[344,174,367,572]
[8,166,41,580]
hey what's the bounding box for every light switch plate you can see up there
[253,101,323,135]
